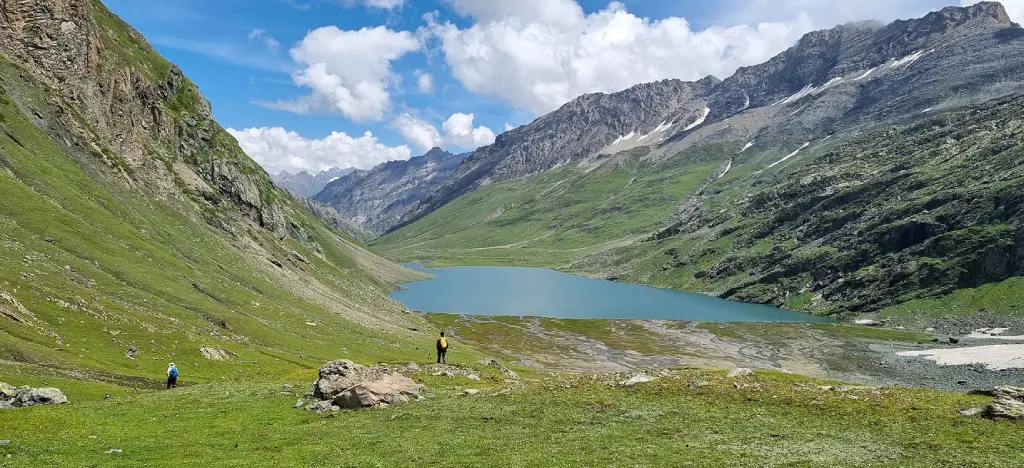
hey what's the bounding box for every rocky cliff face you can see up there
[316,148,468,233]
[399,2,1024,231]
[274,168,354,197]
[0,0,289,238]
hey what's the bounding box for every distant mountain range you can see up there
[273,167,355,197]
[372,2,1024,318]
[313,148,469,234]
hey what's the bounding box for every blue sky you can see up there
[101,0,1015,175]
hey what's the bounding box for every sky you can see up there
[102,0,1024,175]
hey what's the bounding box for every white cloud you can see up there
[962,0,1024,23]
[248,29,280,50]
[504,122,515,131]
[429,0,814,114]
[364,0,404,8]
[227,127,412,174]
[442,113,496,148]
[260,26,420,122]
[415,70,434,93]
[393,112,496,151]
[395,113,442,152]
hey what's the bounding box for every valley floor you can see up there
[1,367,1022,467]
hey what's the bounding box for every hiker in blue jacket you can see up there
[166,362,179,389]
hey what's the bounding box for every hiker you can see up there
[436,331,449,364]
[166,362,178,389]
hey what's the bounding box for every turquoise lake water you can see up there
[390,264,833,322]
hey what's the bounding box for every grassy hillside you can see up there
[373,146,724,267]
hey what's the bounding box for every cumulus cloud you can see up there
[259,26,419,122]
[415,70,434,93]
[442,113,496,148]
[393,112,496,152]
[429,0,812,114]
[227,127,411,174]
[395,113,442,152]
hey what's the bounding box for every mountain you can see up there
[314,147,469,233]
[0,0,429,387]
[273,167,354,197]
[376,2,1024,319]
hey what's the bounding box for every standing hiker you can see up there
[166,362,179,389]
[436,331,449,364]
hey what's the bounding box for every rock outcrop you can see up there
[0,382,68,408]
[199,347,235,361]
[984,386,1024,420]
[307,360,424,409]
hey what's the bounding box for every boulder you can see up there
[958,407,983,417]
[0,382,68,408]
[984,386,1024,420]
[309,360,424,409]
[199,347,235,361]
[305,400,333,413]
[464,389,480,396]
[727,368,754,378]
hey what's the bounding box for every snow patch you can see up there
[853,67,878,81]
[739,141,755,154]
[821,134,833,142]
[889,50,925,68]
[329,176,340,182]
[768,142,810,168]
[813,77,843,94]
[787,105,808,117]
[742,93,750,110]
[921,107,933,114]
[774,84,817,106]
[898,344,1024,370]
[968,328,1024,340]
[718,159,733,179]
[683,107,711,131]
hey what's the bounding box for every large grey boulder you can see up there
[984,386,1024,421]
[308,360,424,409]
[0,382,68,408]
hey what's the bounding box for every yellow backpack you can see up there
[439,337,448,350]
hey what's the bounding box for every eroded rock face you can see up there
[308,360,424,409]
[0,0,287,238]
[984,386,1024,420]
[0,382,68,408]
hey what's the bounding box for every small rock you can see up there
[959,407,983,417]
[727,368,754,378]
[464,389,480,396]
[0,440,9,446]
[330,406,340,412]
[44,237,53,243]
[957,380,968,385]
[620,374,656,386]
[948,337,960,344]
[282,384,293,391]
[294,400,305,409]
[105,449,123,454]
[305,400,333,413]
[854,319,882,327]
[104,393,111,400]
[467,374,481,381]
[406,362,420,372]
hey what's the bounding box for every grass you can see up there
[1,371,1020,467]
